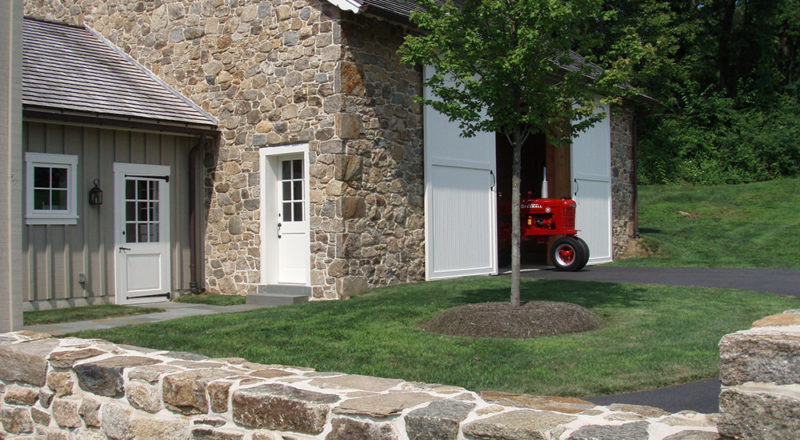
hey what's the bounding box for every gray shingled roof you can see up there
[22,17,217,128]
[362,0,421,18]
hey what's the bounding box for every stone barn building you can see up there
[19,0,638,308]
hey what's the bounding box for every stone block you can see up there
[334,155,362,182]
[127,380,162,413]
[101,402,132,440]
[47,371,74,396]
[718,383,800,440]
[30,406,50,426]
[0,338,59,386]
[308,374,403,393]
[479,391,596,414]
[752,312,800,327]
[231,383,338,434]
[337,276,368,298]
[566,421,650,440]
[74,356,160,397]
[462,410,576,440]
[326,418,397,440]
[341,197,366,219]
[208,381,233,413]
[131,417,191,440]
[335,392,438,418]
[405,400,475,440]
[163,369,230,415]
[719,327,800,385]
[1,406,34,434]
[128,364,182,384]
[341,62,365,96]
[336,113,362,139]
[52,398,82,428]
[4,385,39,405]
[191,427,245,440]
[80,397,101,427]
[48,348,106,368]
[662,431,720,440]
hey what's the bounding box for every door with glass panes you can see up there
[276,155,308,284]
[113,163,171,304]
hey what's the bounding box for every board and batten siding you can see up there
[22,121,201,310]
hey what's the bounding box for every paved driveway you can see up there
[521,266,800,297]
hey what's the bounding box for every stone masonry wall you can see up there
[610,104,636,258]
[0,331,720,439]
[717,309,800,439]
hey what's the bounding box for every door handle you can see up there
[277,222,281,239]
[573,178,579,197]
[119,247,131,252]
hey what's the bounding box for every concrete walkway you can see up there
[23,301,267,336]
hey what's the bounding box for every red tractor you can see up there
[520,197,589,271]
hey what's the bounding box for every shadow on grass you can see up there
[456,279,651,309]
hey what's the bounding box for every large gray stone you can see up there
[325,417,397,440]
[74,356,160,397]
[405,400,475,440]
[719,327,800,385]
[0,338,59,386]
[162,369,230,415]
[718,384,800,440]
[335,392,440,418]
[662,430,720,440]
[462,410,576,440]
[308,374,402,392]
[567,421,650,440]
[231,383,339,434]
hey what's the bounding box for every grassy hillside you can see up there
[615,177,800,269]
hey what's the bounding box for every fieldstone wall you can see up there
[0,331,720,439]
[717,309,800,439]
[610,104,636,258]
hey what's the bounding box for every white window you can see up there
[25,152,79,225]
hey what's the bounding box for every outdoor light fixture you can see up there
[88,179,103,206]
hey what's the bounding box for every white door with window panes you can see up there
[113,163,171,304]
[276,156,308,284]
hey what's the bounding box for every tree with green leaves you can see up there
[399,0,643,306]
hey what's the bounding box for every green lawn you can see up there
[24,304,163,326]
[173,293,246,306]
[615,177,800,268]
[73,276,799,397]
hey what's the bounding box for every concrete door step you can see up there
[246,284,311,306]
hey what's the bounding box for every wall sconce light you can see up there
[88,179,103,206]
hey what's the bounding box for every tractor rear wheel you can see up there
[551,236,586,271]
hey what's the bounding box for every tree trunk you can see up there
[510,129,523,307]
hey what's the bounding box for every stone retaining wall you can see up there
[717,309,800,440]
[0,331,720,440]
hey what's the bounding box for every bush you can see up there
[638,85,800,184]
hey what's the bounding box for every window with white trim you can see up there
[25,152,79,225]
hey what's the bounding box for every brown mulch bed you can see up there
[420,301,602,339]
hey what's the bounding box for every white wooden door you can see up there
[114,163,171,304]
[276,156,308,284]
[260,144,310,286]
[571,103,613,265]
[424,65,498,280]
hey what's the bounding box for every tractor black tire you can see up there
[551,236,586,272]
[573,236,590,271]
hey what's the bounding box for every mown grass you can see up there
[73,276,799,397]
[615,176,800,268]
[173,293,246,306]
[24,305,163,326]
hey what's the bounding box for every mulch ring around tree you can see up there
[420,301,602,339]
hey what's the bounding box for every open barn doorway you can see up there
[495,132,572,269]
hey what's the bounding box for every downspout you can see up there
[189,136,206,294]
